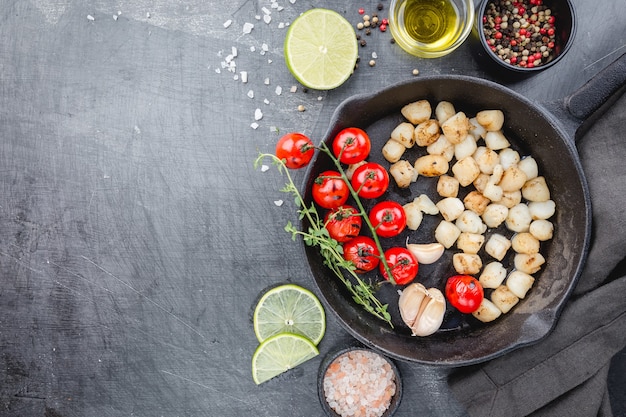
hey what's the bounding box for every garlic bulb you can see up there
[398,283,446,337]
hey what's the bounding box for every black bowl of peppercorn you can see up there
[472,0,576,76]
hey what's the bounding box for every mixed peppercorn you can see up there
[482,0,559,69]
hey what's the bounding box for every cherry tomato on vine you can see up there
[351,162,390,199]
[445,275,484,314]
[380,247,418,285]
[324,205,362,242]
[343,236,380,273]
[332,127,371,164]
[275,132,315,169]
[311,170,349,209]
[368,201,407,238]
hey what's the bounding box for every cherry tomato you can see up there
[332,127,371,164]
[351,162,390,199]
[343,236,380,273]
[380,247,418,285]
[368,201,407,238]
[445,275,484,314]
[311,170,349,209]
[324,206,362,243]
[275,132,315,169]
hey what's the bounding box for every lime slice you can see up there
[252,333,319,385]
[253,284,326,345]
[284,8,358,90]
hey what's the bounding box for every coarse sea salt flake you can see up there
[270,126,278,132]
[263,15,271,24]
[275,86,282,95]
[261,164,270,172]
[251,122,259,129]
[264,98,270,105]
[254,109,263,120]
[255,15,261,20]
[223,19,232,28]
[278,22,285,28]
[242,22,254,34]
[274,200,284,206]
[264,78,270,85]
[262,7,271,15]
[372,52,378,59]
[262,43,269,51]
[290,85,297,93]
[232,46,238,57]
[240,71,248,83]
[289,0,296,3]
[215,68,221,74]
[247,90,254,99]
[250,46,256,52]
[278,6,284,11]
[87,14,95,21]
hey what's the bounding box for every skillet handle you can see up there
[565,52,626,121]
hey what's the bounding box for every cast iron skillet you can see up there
[302,53,626,366]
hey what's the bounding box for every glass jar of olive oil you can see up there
[389,0,474,58]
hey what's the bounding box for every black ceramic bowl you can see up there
[472,0,576,76]
[318,344,403,417]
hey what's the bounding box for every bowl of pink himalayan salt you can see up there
[318,344,403,417]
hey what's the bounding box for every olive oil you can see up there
[403,0,459,47]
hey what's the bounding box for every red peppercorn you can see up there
[518,7,525,15]
[548,16,556,24]
[527,62,535,68]
[510,56,518,64]
[547,28,555,36]
[519,28,527,36]
[510,40,517,46]
[495,16,502,24]
[379,23,387,32]
[528,55,535,63]
[540,28,546,35]
[382,18,389,25]
[495,31,503,39]
[358,8,365,14]
[533,52,542,60]
[548,41,555,48]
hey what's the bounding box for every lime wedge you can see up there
[284,8,358,90]
[253,284,326,345]
[251,333,319,385]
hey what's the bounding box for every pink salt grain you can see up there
[323,350,396,417]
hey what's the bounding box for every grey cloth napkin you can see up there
[448,90,626,417]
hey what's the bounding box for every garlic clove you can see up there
[411,288,445,336]
[399,284,446,337]
[406,242,445,265]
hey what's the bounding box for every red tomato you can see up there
[332,127,371,164]
[445,275,484,314]
[343,236,380,273]
[351,162,390,199]
[380,247,418,285]
[312,170,349,209]
[368,201,407,238]
[324,206,362,242]
[275,132,315,169]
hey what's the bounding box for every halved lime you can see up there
[253,284,326,345]
[284,8,358,90]
[251,333,319,385]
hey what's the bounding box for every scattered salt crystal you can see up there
[87,14,95,21]
[254,108,263,120]
[263,15,272,24]
[240,71,248,83]
[261,43,269,52]
[274,200,284,206]
[146,12,151,18]
[247,90,254,99]
[262,6,271,15]
[233,74,239,81]
[242,22,254,34]
[318,96,323,101]
[113,14,118,20]
[117,11,122,15]
[277,6,284,11]
[290,86,297,93]
[232,46,238,57]
[264,98,270,105]
[372,51,378,59]
[215,68,221,74]
[268,59,273,64]
[269,126,278,132]
[278,22,285,29]
[264,78,270,85]
[275,86,282,95]
[255,15,261,20]
[250,46,256,52]
[261,164,270,172]
[260,50,266,56]
[251,122,259,129]
[289,0,296,3]
[223,19,232,28]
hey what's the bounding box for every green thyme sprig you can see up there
[255,153,393,327]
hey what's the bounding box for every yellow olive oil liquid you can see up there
[402,0,459,48]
